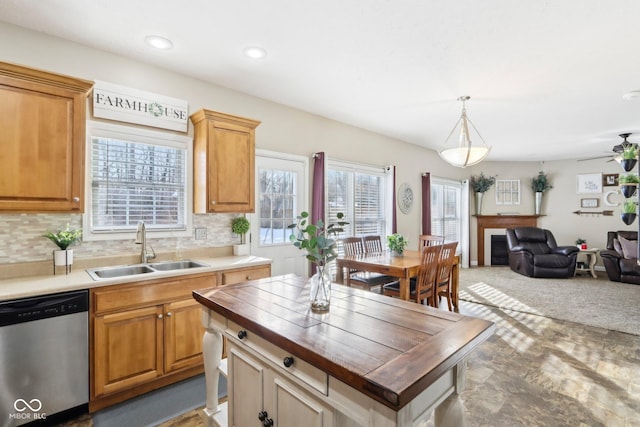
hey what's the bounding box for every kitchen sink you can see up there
[149,260,209,271]
[86,260,210,280]
[87,265,155,280]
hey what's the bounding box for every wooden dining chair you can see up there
[342,236,395,293]
[363,235,385,253]
[418,234,444,252]
[434,242,458,311]
[382,245,441,305]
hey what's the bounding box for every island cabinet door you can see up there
[264,370,334,427]
[228,344,265,427]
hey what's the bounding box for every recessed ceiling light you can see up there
[243,46,267,59]
[144,35,173,50]
[623,90,640,100]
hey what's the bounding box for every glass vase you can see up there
[309,264,331,312]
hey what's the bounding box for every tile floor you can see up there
[60,299,640,427]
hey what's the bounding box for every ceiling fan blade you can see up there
[577,155,615,162]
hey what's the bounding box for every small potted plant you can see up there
[618,173,639,198]
[43,224,82,270]
[531,171,552,215]
[469,172,496,215]
[621,144,638,172]
[575,238,587,250]
[288,211,347,312]
[621,199,637,225]
[387,233,408,256]
[231,216,251,256]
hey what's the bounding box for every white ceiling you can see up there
[2,0,640,162]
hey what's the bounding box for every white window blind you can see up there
[90,135,187,232]
[327,161,387,239]
[431,178,462,243]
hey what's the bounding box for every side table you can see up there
[575,248,598,278]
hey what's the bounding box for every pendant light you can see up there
[438,96,491,168]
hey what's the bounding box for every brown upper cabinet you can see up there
[190,109,260,213]
[0,62,94,212]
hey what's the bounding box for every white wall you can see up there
[0,22,633,266]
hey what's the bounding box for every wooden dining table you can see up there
[336,249,461,308]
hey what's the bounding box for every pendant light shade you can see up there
[438,96,491,168]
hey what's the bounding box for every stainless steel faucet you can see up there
[135,221,156,263]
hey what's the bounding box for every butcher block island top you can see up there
[193,274,494,426]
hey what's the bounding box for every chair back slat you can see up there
[434,242,458,310]
[342,237,364,256]
[363,235,384,253]
[419,235,444,251]
[414,245,441,304]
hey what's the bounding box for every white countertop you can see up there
[0,255,272,302]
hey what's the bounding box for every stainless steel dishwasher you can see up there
[0,290,88,427]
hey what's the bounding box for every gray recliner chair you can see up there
[506,227,579,278]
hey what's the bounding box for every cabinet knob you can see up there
[158,314,163,319]
[211,200,216,205]
[166,312,172,317]
[283,356,294,368]
[264,419,273,427]
[246,276,252,280]
[238,330,247,340]
[258,411,268,421]
[72,197,80,202]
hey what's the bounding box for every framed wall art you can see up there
[580,198,599,208]
[602,173,619,187]
[576,173,602,194]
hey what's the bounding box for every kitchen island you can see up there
[193,274,495,427]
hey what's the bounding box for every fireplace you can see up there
[475,215,539,266]
[490,235,509,265]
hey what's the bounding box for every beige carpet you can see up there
[459,266,640,336]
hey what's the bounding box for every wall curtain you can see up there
[421,172,432,235]
[310,152,325,275]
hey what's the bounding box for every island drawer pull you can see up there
[283,356,294,368]
[238,330,247,339]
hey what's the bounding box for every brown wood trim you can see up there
[475,215,539,266]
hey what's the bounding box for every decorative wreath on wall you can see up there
[398,182,414,214]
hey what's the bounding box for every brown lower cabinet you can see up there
[89,264,271,412]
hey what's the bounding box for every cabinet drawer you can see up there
[222,265,270,285]
[226,320,327,395]
[93,272,217,314]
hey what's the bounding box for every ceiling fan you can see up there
[577,133,635,162]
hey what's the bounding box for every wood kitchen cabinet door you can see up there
[0,62,93,212]
[93,305,164,397]
[190,109,260,213]
[228,344,265,427]
[164,298,204,373]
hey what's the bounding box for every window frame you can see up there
[83,121,193,241]
[326,159,391,240]
[430,176,463,244]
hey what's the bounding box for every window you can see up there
[85,122,191,240]
[326,161,388,239]
[258,168,298,245]
[495,179,520,205]
[431,177,462,243]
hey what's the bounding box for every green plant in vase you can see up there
[288,211,348,312]
[619,173,639,198]
[387,233,408,256]
[621,142,638,172]
[231,216,251,255]
[43,223,82,269]
[621,200,637,225]
[469,172,496,215]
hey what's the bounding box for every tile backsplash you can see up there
[0,213,238,264]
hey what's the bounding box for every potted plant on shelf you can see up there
[621,144,638,172]
[621,200,637,225]
[288,211,347,312]
[231,216,251,256]
[387,233,408,256]
[618,173,639,198]
[575,238,587,250]
[43,224,82,272]
[469,172,496,215]
[531,171,553,215]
